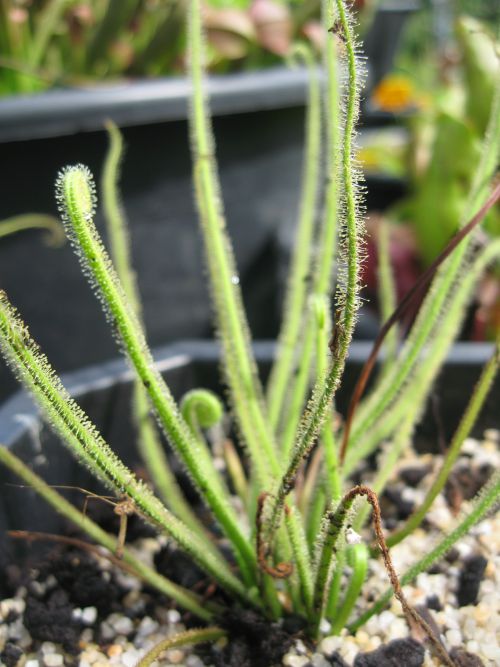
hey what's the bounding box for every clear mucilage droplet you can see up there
[230,275,240,285]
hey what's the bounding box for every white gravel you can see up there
[1,432,498,667]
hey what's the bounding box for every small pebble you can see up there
[167,609,181,624]
[136,616,158,638]
[445,629,463,648]
[81,606,98,625]
[107,644,123,658]
[111,615,134,636]
[99,621,115,641]
[43,655,63,667]
[295,639,308,655]
[169,648,185,663]
[79,627,93,645]
[319,619,331,635]
[186,656,206,667]
[481,644,500,661]
[320,635,343,657]
[121,650,140,667]
[483,429,499,443]
[283,655,310,667]
[311,655,333,667]
[40,643,57,656]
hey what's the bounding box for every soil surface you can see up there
[0,433,499,666]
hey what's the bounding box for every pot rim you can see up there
[0,338,495,449]
[0,67,313,144]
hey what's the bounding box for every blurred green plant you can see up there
[0,212,64,245]
[0,0,307,95]
[396,16,500,266]
[0,0,385,96]
[357,11,499,339]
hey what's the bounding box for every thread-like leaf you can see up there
[386,334,500,547]
[277,0,346,456]
[267,0,365,539]
[0,214,64,246]
[0,445,214,620]
[375,219,398,375]
[137,627,226,667]
[266,42,322,431]
[86,0,141,69]
[102,120,207,537]
[188,0,279,484]
[56,164,256,583]
[29,0,72,68]
[344,74,500,465]
[0,293,248,601]
[330,543,368,632]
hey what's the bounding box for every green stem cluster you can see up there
[343,75,500,474]
[275,0,344,455]
[189,0,279,486]
[268,0,364,538]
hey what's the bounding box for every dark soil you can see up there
[399,465,432,488]
[456,554,488,607]
[444,463,493,514]
[425,594,443,612]
[0,642,23,667]
[199,610,301,667]
[154,543,208,591]
[324,653,350,666]
[22,548,124,653]
[353,638,425,667]
[24,588,82,653]
[449,647,485,666]
[381,487,415,526]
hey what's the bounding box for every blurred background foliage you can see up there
[0,0,498,339]
[0,0,331,94]
[359,1,499,340]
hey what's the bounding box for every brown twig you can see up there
[347,487,456,667]
[8,483,134,556]
[113,498,135,559]
[339,182,500,465]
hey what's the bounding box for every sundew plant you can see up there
[1,1,500,665]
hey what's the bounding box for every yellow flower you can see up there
[371,74,417,112]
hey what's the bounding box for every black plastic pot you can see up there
[1,339,498,562]
[0,68,308,402]
[0,0,418,399]
[0,81,407,401]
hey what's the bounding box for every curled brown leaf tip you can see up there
[256,492,293,579]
